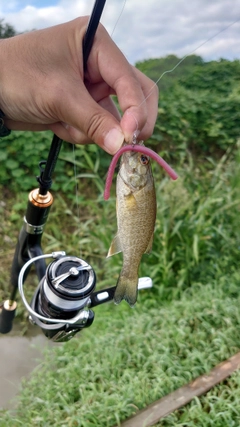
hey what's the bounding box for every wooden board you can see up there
[118,351,240,427]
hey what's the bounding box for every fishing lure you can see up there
[104,142,178,200]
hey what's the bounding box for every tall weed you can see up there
[1,139,239,309]
[144,149,240,301]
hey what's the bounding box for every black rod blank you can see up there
[38,0,107,195]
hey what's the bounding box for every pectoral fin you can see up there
[107,234,122,257]
[144,232,154,254]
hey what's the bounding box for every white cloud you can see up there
[0,0,240,64]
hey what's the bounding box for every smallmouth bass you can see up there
[107,143,157,307]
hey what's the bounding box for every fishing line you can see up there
[138,17,240,107]
[110,0,127,37]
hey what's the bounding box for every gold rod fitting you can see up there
[29,188,53,208]
[4,300,17,311]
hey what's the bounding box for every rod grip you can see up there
[0,300,17,334]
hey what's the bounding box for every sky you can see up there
[0,0,240,65]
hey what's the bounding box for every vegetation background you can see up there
[0,19,240,426]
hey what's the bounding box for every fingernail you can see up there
[121,110,141,143]
[104,128,124,154]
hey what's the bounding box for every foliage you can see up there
[1,138,240,427]
[179,58,240,94]
[0,56,239,194]
[0,131,110,194]
[136,54,204,92]
[136,55,240,94]
[144,148,240,302]
[1,143,239,316]
[136,56,240,159]
[151,85,240,159]
[0,19,17,38]
[1,147,239,308]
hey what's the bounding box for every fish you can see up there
[107,142,157,307]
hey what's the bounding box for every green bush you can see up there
[144,149,240,301]
[150,85,240,160]
[0,131,110,194]
[1,57,240,195]
[138,57,240,160]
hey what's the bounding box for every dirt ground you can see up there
[0,324,54,409]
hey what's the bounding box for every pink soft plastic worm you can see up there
[104,145,178,200]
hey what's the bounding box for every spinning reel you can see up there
[1,247,152,342]
[21,252,96,342]
[20,253,152,342]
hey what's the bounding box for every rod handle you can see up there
[0,300,17,334]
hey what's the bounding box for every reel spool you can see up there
[19,252,96,342]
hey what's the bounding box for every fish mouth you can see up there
[118,169,146,192]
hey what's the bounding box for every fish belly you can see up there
[114,180,156,306]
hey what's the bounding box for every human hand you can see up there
[0,17,158,154]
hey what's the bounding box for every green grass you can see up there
[0,146,240,426]
[1,277,240,426]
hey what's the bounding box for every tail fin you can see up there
[114,274,138,307]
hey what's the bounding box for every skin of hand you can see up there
[0,17,159,154]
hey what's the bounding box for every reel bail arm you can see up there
[17,252,153,342]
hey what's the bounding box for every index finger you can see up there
[86,24,158,141]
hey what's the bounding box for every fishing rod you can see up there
[0,0,152,342]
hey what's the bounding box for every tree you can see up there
[0,19,17,38]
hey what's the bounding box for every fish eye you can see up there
[139,154,149,165]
